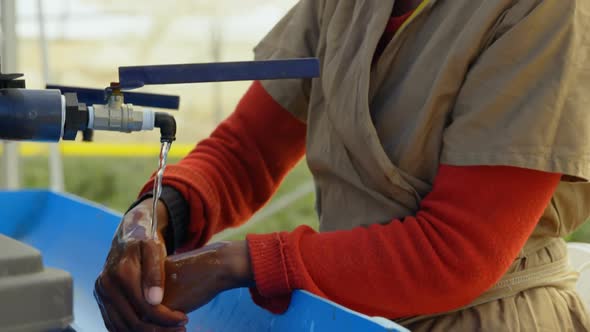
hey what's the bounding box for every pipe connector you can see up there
[154,112,176,143]
[89,103,150,133]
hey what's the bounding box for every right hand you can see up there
[94,198,188,331]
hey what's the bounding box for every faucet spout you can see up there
[154,112,176,143]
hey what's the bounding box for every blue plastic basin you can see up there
[0,190,406,331]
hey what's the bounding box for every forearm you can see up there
[139,81,306,252]
[247,165,561,317]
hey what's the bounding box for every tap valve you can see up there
[47,83,179,141]
[87,102,155,134]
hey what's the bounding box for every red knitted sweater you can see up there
[141,8,561,318]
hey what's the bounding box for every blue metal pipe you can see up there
[0,89,63,142]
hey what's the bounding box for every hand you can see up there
[162,241,254,313]
[94,198,188,331]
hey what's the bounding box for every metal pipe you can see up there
[37,0,65,192]
[88,103,155,134]
[1,0,20,189]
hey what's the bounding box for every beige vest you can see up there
[255,0,590,321]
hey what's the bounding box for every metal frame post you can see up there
[210,17,223,125]
[37,0,65,192]
[1,0,20,189]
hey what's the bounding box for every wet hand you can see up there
[162,241,253,313]
[94,198,188,331]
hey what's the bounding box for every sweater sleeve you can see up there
[139,81,306,251]
[247,165,561,318]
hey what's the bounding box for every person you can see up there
[94,0,590,330]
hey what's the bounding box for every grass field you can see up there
[20,156,590,243]
[21,156,318,240]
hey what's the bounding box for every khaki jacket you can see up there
[255,0,590,329]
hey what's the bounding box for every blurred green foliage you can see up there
[21,156,590,242]
[22,156,318,237]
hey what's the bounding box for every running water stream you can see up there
[151,141,172,239]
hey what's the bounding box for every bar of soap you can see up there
[0,235,73,331]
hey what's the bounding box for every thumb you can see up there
[141,240,165,305]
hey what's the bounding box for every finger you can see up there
[98,305,115,332]
[95,277,132,332]
[94,285,115,332]
[103,304,131,332]
[113,245,187,326]
[102,274,185,332]
[107,291,185,332]
[141,239,165,305]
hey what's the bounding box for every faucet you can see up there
[83,83,176,143]
[154,112,176,143]
[0,73,177,143]
[0,58,320,143]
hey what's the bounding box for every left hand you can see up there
[94,199,188,331]
[162,241,253,313]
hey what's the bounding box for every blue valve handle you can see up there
[118,58,320,89]
[46,85,180,110]
[46,58,320,108]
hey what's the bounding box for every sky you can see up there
[15,0,295,42]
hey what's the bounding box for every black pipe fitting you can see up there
[154,112,176,143]
[62,93,89,140]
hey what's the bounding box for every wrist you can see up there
[219,241,254,288]
[136,197,170,234]
[119,198,170,245]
